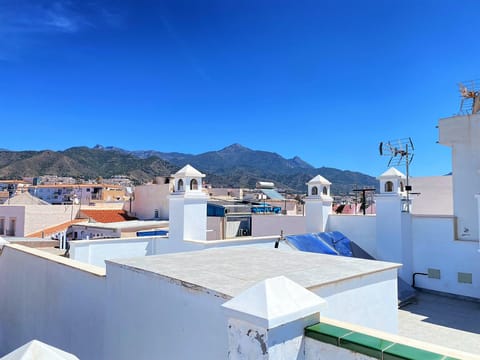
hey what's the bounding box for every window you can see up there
[177,179,184,191]
[190,179,198,190]
[385,181,394,192]
[7,218,15,236]
[400,181,405,192]
[322,186,328,195]
[311,186,318,195]
[154,209,159,218]
[0,218,4,235]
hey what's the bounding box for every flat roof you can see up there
[107,247,400,298]
[72,220,169,231]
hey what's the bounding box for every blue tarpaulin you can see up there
[285,231,352,257]
[284,231,416,305]
[285,233,339,255]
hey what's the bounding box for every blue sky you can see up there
[0,0,478,177]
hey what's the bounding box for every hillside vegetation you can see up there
[0,145,378,194]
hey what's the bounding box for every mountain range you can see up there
[0,144,378,195]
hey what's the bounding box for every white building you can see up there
[0,192,79,238]
[0,110,480,359]
[128,176,172,220]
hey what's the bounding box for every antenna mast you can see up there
[458,79,480,114]
[379,137,415,212]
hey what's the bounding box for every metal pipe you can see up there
[412,272,428,288]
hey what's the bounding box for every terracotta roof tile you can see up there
[79,209,136,223]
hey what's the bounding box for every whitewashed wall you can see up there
[252,215,306,237]
[327,213,480,298]
[0,245,106,360]
[0,205,78,237]
[0,206,24,236]
[326,214,377,258]
[311,268,399,333]
[25,205,78,236]
[103,258,399,359]
[69,235,282,268]
[130,184,170,220]
[103,261,230,360]
[69,237,158,267]
[410,215,480,298]
[206,216,222,240]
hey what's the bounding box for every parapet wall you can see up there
[0,245,106,359]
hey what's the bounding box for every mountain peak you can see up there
[221,143,250,152]
[288,156,314,169]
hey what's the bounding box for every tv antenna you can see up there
[458,79,480,114]
[379,137,414,211]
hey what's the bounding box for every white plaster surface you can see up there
[103,259,229,360]
[439,114,480,240]
[0,246,105,360]
[0,204,77,237]
[130,183,170,220]
[326,214,377,258]
[304,198,331,233]
[1,339,80,360]
[409,176,453,215]
[251,215,306,237]
[411,215,479,298]
[112,247,400,332]
[375,193,412,281]
[222,276,325,328]
[169,192,208,241]
[312,268,399,333]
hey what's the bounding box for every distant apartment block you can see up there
[28,184,127,205]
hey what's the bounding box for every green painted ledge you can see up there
[305,323,459,360]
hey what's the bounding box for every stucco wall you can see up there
[410,215,479,298]
[131,184,170,220]
[252,215,306,237]
[69,235,282,268]
[0,205,77,237]
[326,214,377,258]
[0,245,106,359]
[207,216,222,240]
[311,269,399,333]
[69,237,157,267]
[327,212,480,299]
[104,261,230,360]
[24,205,78,236]
[0,206,24,236]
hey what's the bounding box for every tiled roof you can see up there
[26,219,85,238]
[79,209,137,223]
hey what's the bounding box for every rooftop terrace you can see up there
[108,246,400,298]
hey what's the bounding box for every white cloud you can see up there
[0,0,122,59]
[0,0,120,34]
